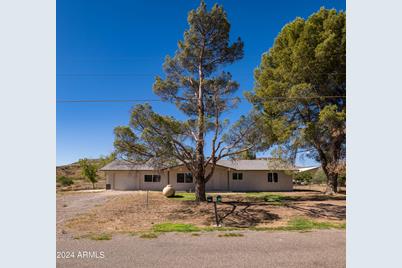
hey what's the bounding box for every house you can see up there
[100,159,298,192]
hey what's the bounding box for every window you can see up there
[177,173,185,183]
[144,175,153,182]
[177,173,193,183]
[268,172,278,183]
[144,174,161,182]
[232,173,243,180]
[185,173,193,183]
[273,173,278,183]
[153,175,161,182]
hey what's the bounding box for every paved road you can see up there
[57,230,345,268]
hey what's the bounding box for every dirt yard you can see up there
[58,187,346,238]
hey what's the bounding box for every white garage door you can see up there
[114,173,137,190]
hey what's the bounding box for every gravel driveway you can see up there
[57,191,131,225]
[57,229,345,268]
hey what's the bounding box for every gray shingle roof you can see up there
[100,159,297,171]
[100,160,157,171]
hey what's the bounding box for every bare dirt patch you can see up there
[60,190,345,238]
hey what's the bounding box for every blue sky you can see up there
[57,0,346,166]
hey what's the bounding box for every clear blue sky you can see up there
[57,0,346,166]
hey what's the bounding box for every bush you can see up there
[57,176,74,186]
[293,172,313,185]
[311,169,327,184]
[338,174,346,187]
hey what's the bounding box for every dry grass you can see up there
[218,233,244,237]
[61,189,345,237]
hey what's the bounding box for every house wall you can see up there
[104,167,293,192]
[168,165,228,192]
[105,170,168,191]
[228,170,293,191]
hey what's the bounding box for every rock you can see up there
[162,185,175,197]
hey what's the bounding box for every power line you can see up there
[57,96,346,103]
[57,72,346,77]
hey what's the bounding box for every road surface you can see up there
[57,229,345,268]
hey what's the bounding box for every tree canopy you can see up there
[247,8,346,194]
[114,1,257,201]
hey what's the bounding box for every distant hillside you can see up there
[56,159,105,178]
[56,159,106,191]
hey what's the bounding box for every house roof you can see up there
[297,166,321,172]
[100,159,298,171]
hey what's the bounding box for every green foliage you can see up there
[293,172,313,185]
[78,158,99,189]
[86,233,112,241]
[57,176,74,186]
[98,152,116,167]
[113,2,257,201]
[152,223,201,233]
[235,150,256,160]
[247,8,346,193]
[286,218,344,230]
[338,170,346,187]
[312,168,327,184]
[139,233,158,239]
[263,194,286,202]
[218,233,244,237]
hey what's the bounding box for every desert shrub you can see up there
[57,176,74,186]
[311,169,327,184]
[293,172,313,185]
[338,172,346,187]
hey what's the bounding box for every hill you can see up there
[56,159,106,191]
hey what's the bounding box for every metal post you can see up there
[146,190,149,209]
[213,201,220,227]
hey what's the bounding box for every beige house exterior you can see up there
[100,159,297,192]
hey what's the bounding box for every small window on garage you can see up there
[268,172,278,183]
[177,173,185,183]
[185,173,193,183]
[232,173,243,180]
[152,175,161,182]
[144,175,153,182]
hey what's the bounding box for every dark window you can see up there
[268,172,278,183]
[232,173,243,180]
[185,173,193,183]
[268,173,273,182]
[177,173,185,183]
[273,173,278,183]
[144,175,153,182]
[145,174,161,182]
[153,175,161,182]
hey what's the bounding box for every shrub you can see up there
[57,176,74,186]
[152,223,200,233]
[311,169,327,184]
[293,172,313,185]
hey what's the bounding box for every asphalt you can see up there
[57,229,345,268]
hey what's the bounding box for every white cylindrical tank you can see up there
[162,184,175,197]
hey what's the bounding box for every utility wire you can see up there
[57,73,346,77]
[57,96,346,103]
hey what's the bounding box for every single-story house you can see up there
[100,159,298,192]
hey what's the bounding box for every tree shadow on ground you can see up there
[217,202,280,227]
[284,203,346,220]
[170,201,280,227]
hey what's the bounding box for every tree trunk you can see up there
[195,46,206,202]
[322,164,338,195]
[195,177,206,202]
[317,147,339,195]
[92,182,95,189]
